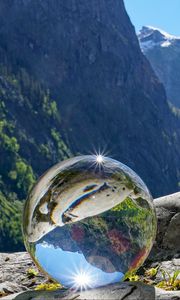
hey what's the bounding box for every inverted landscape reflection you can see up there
[23,155,157,289]
[36,242,123,288]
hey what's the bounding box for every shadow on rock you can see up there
[13,282,155,300]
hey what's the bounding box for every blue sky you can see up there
[124,0,180,36]
[36,243,124,288]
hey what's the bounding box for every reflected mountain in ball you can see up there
[23,155,156,289]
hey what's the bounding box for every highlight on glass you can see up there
[23,155,157,290]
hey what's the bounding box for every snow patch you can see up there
[161,40,171,47]
[138,26,180,52]
[144,26,180,40]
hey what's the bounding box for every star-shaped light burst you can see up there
[90,153,105,172]
[96,154,104,164]
[90,152,106,172]
[73,271,92,289]
[70,268,94,291]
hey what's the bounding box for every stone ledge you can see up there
[149,192,180,261]
[0,192,180,300]
[1,282,180,300]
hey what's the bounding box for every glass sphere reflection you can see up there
[23,155,156,289]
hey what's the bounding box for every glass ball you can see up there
[23,155,156,289]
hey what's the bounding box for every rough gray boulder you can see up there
[0,282,156,300]
[149,192,180,261]
[1,282,180,300]
[0,192,180,299]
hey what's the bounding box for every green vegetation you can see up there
[156,269,180,291]
[39,143,51,159]
[35,282,62,291]
[13,159,35,193]
[51,128,71,159]
[0,115,35,199]
[145,266,159,278]
[125,267,180,291]
[112,196,156,247]
[0,192,24,251]
[42,91,59,119]
[0,49,71,250]
[0,121,19,152]
[126,273,140,282]
[27,268,39,278]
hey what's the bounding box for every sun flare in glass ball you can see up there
[23,155,157,290]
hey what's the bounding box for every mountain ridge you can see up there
[0,0,179,196]
[138,26,180,108]
[138,26,180,51]
[0,0,179,250]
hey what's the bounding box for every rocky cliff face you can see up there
[0,0,179,198]
[0,46,70,251]
[138,26,180,109]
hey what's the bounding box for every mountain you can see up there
[0,0,179,197]
[0,60,71,199]
[138,26,180,109]
[0,0,179,250]
[0,47,71,251]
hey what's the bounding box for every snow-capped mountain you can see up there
[138,26,180,108]
[138,26,180,52]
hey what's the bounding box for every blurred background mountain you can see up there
[0,0,179,251]
[138,26,180,109]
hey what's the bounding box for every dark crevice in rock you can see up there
[121,285,137,300]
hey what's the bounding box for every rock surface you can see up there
[149,192,180,261]
[1,281,180,300]
[0,252,45,296]
[0,192,180,299]
[0,282,156,300]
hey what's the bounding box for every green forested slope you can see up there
[0,192,23,251]
[0,48,71,250]
[0,0,179,198]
